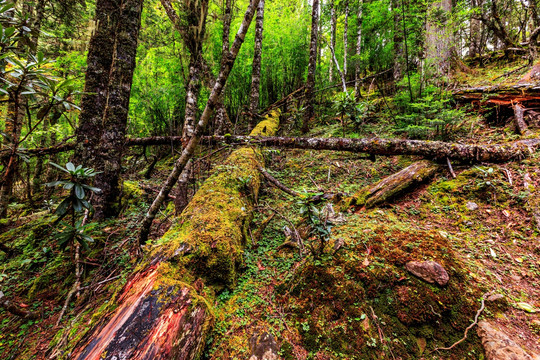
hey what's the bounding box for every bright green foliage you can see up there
[46,162,101,250]
[46,162,101,217]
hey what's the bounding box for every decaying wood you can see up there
[513,103,532,135]
[454,84,540,107]
[348,160,439,208]
[62,110,280,360]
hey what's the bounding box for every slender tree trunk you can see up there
[302,0,320,133]
[344,0,349,79]
[182,57,202,140]
[469,0,482,57]
[30,0,46,50]
[330,0,336,83]
[139,0,262,244]
[355,0,363,99]
[249,0,265,130]
[393,0,404,81]
[92,0,144,220]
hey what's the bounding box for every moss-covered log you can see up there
[347,160,439,208]
[61,110,280,360]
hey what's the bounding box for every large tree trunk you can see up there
[249,0,265,130]
[347,160,439,208]
[302,0,320,133]
[355,0,363,99]
[425,0,453,78]
[73,0,121,170]
[91,0,143,220]
[66,110,279,360]
[138,0,262,244]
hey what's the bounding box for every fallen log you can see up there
[6,135,540,164]
[55,110,280,360]
[346,160,439,208]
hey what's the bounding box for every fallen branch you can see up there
[258,166,299,197]
[0,290,40,320]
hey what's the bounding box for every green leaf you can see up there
[55,198,70,217]
[49,162,70,173]
[63,182,74,190]
[45,180,66,187]
[66,162,75,172]
[74,184,85,200]
[73,199,83,212]
[82,184,101,193]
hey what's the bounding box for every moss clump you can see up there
[281,221,484,359]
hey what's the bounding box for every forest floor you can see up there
[1,59,540,359]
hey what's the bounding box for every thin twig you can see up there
[446,157,457,179]
[432,292,491,352]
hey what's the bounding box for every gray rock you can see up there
[477,320,540,360]
[405,260,449,286]
[466,201,479,211]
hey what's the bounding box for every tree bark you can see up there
[92,0,144,220]
[249,0,265,130]
[355,0,363,99]
[73,0,121,170]
[138,0,262,245]
[347,160,439,208]
[302,0,320,133]
[425,0,453,78]
[67,107,279,360]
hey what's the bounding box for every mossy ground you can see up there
[1,74,540,359]
[206,109,540,358]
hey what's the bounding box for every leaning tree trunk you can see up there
[138,0,262,244]
[302,0,320,133]
[355,0,363,99]
[347,160,439,208]
[92,0,144,220]
[65,110,279,360]
[248,0,265,130]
